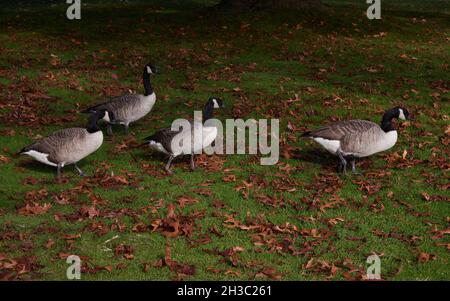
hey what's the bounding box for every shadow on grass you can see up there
[16,158,90,179]
[16,159,54,174]
[296,148,375,172]
[132,148,204,175]
[132,148,165,161]
[295,147,336,167]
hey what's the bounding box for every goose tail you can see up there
[135,136,154,148]
[143,134,156,141]
[135,141,149,148]
[301,131,312,138]
[80,107,96,114]
[18,145,31,155]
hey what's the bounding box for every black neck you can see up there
[380,109,397,132]
[86,114,101,133]
[143,70,152,96]
[203,103,214,123]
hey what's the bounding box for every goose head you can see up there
[87,109,108,133]
[393,106,411,121]
[101,110,115,123]
[207,97,224,109]
[381,107,412,132]
[145,63,158,75]
[202,97,224,123]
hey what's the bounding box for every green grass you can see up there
[0,0,449,280]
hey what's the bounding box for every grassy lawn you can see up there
[0,0,449,280]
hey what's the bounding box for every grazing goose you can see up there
[302,107,411,174]
[81,63,158,135]
[141,97,224,174]
[20,110,107,179]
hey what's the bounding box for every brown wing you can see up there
[340,126,386,155]
[82,94,141,121]
[21,128,87,163]
[307,120,378,141]
[145,127,183,154]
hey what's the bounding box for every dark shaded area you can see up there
[217,0,322,11]
[0,0,219,9]
[296,148,374,173]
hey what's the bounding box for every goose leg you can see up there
[124,124,130,135]
[337,151,347,174]
[107,123,113,136]
[350,157,360,175]
[74,163,86,177]
[165,155,175,174]
[56,163,63,181]
[190,153,196,171]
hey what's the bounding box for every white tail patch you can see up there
[23,150,57,167]
[312,137,341,155]
[149,141,169,155]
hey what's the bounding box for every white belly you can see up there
[191,124,217,154]
[128,93,156,123]
[169,125,218,156]
[201,126,218,149]
[360,130,398,157]
[68,131,104,164]
[313,137,340,155]
[23,150,57,167]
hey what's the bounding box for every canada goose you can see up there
[81,63,158,135]
[141,97,224,174]
[302,107,411,174]
[19,110,107,179]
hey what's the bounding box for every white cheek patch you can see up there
[146,66,153,74]
[212,99,219,109]
[398,109,406,120]
[103,111,110,122]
